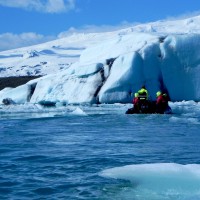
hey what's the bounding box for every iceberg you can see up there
[100,163,200,200]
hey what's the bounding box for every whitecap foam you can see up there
[169,116,200,124]
[0,104,74,119]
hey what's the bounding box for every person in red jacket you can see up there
[132,93,140,112]
[133,92,139,104]
[156,91,168,113]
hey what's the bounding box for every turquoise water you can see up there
[0,103,200,199]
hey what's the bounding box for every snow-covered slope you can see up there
[0,32,123,77]
[1,15,200,77]
[1,15,200,104]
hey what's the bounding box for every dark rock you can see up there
[2,98,15,105]
[0,76,41,91]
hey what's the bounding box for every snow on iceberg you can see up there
[29,63,104,105]
[80,32,158,64]
[1,32,200,105]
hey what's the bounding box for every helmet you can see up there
[156,91,162,97]
[134,93,139,97]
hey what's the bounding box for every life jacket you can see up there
[156,95,166,104]
[156,94,168,112]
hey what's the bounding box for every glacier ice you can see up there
[1,18,200,104]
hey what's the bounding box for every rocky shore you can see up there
[0,76,41,91]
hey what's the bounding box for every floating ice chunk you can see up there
[100,163,200,198]
[71,107,87,116]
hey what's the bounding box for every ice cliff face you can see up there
[1,17,200,104]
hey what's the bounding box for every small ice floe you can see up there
[71,107,87,116]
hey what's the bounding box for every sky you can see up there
[0,0,200,51]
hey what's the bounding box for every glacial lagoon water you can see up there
[1,102,200,200]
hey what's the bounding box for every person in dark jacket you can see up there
[136,86,150,113]
[138,85,148,100]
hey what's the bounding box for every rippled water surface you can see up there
[1,103,200,199]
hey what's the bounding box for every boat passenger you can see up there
[133,92,139,105]
[138,85,148,100]
[156,91,168,113]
